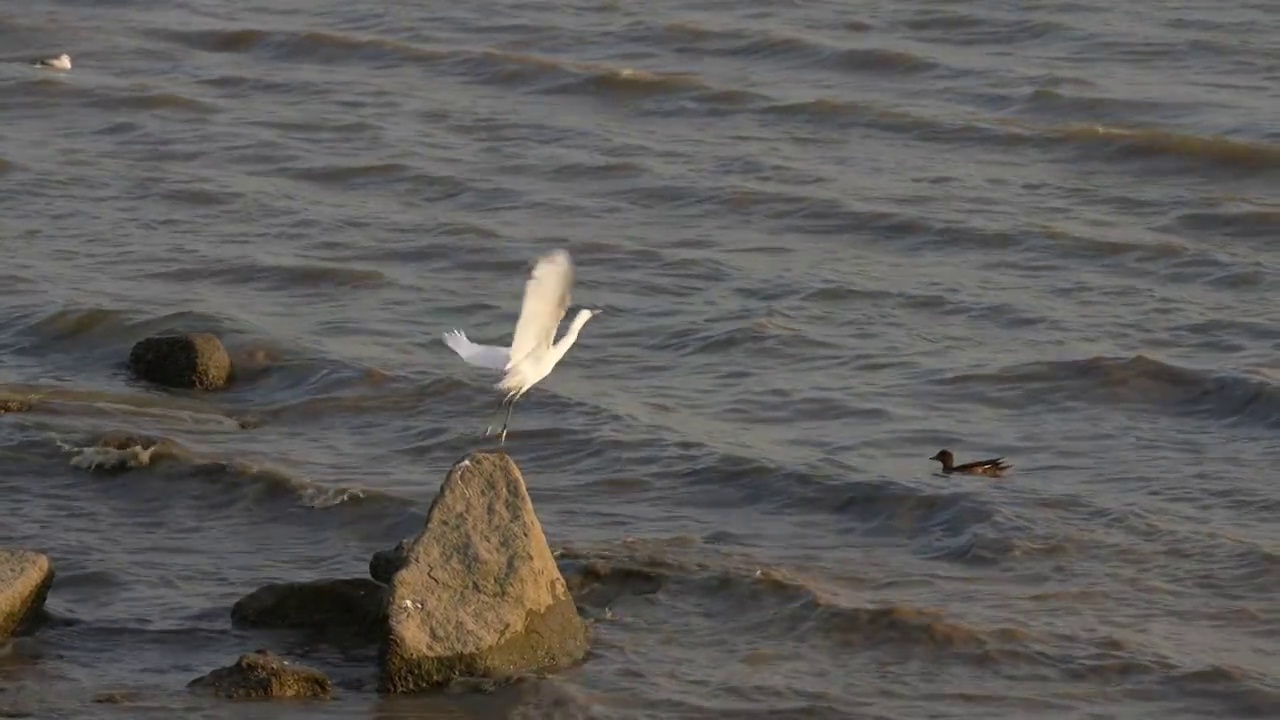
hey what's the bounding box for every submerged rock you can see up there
[231,578,386,638]
[188,650,332,699]
[91,691,143,704]
[0,549,54,638]
[70,432,173,473]
[369,540,409,585]
[560,559,665,610]
[0,397,33,414]
[378,451,588,693]
[128,333,232,390]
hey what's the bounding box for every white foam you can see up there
[68,444,157,471]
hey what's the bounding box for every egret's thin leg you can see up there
[498,395,519,445]
[484,396,510,437]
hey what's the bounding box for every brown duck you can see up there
[930,449,1011,477]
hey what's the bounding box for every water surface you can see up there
[1,0,1277,718]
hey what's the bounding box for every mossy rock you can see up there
[128,333,231,390]
[187,650,332,700]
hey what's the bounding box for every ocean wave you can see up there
[5,307,249,380]
[748,96,1278,175]
[925,529,1075,566]
[9,307,254,351]
[900,12,1071,46]
[1157,665,1280,717]
[142,260,390,291]
[662,450,1006,550]
[152,27,447,66]
[560,542,1036,655]
[733,35,937,74]
[755,97,993,146]
[57,430,396,510]
[277,161,411,185]
[655,22,939,76]
[153,185,243,207]
[1017,87,1185,123]
[452,48,734,103]
[1173,207,1280,241]
[543,66,715,99]
[252,376,466,424]
[1050,124,1280,173]
[85,92,218,115]
[154,25,731,104]
[942,355,1280,428]
[11,306,133,346]
[3,307,389,403]
[804,599,1035,652]
[649,319,805,357]
[571,539,1276,707]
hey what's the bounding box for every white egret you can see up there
[442,248,600,443]
[32,54,71,70]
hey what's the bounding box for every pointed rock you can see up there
[0,549,54,638]
[378,451,588,692]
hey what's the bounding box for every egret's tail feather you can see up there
[443,329,512,371]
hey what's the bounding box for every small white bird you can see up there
[32,54,72,71]
[443,249,600,444]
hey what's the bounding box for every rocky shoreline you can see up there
[1,449,598,700]
[0,333,664,701]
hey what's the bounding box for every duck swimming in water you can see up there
[930,449,1012,477]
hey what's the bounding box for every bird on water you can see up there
[32,54,71,70]
[442,248,600,444]
[930,449,1012,477]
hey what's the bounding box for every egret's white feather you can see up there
[506,249,573,370]
[442,330,509,370]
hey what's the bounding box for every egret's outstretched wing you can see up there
[442,330,510,370]
[506,249,573,369]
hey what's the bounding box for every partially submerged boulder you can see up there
[188,650,332,700]
[128,333,231,390]
[231,578,385,637]
[68,432,173,473]
[378,451,588,693]
[0,397,33,414]
[0,549,54,638]
[369,540,409,585]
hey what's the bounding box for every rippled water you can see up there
[2,0,1278,717]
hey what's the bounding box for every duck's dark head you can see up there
[930,449,953,464]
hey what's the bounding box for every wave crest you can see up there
[944,355,1280,428]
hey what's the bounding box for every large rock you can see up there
[231,578,385,638]
[188,650,332,699]
[0,549,54,638]
[369,540,409,585]
[128,333,231,390]
[378,451,588,693]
